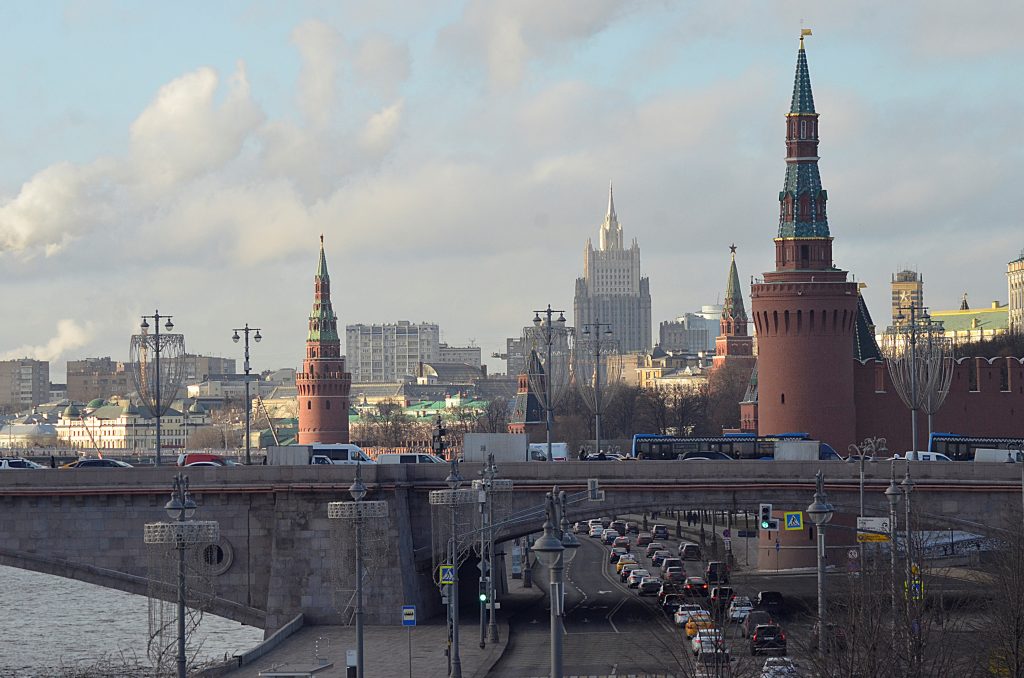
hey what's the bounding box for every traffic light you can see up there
[478,580,488,603]
[759,503,773,530]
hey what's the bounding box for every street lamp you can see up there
[473,455,513,646]
[806,470,834,656]
[531,306,568,462]
[847,437,884,564]
[532,485,578,678]
[140,311,174,466]
[885,460,902,621]
[901,464,918,669]
[231,324,262,465]
[578,320,617,457]
[143,473,219,678]
[327,464,388,678]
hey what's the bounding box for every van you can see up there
[973,448,1024,463]
[891,452,952,462]
[376,453,446,464]
[177,453,229,466]
[311,444,375,465]
[706,561,730,584]
[528,443,568,461]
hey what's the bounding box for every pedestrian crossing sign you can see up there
[783,511,803,530]
[439,564,455,585]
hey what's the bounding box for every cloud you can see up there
[1,319,93,362]
[353,34,411,99]
[360,100,404,152]
[291,19,346,128]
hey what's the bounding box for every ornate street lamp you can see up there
[231,324,262,465]
[806,470,834,656]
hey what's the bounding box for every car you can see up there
[729,596,754,622]
[889,451,952,462]
[599,516,612,528]
[710,586,736,612]
[625,521,639,534]
[613,536,631,551]
[750,624,786,656]
[684,576,710,597]
[756,591,784,615]
[619,563,641,581]
[657,582,683,604]
[0,457,45,469]
[608,547,629,564]
[660,557,684,576]
[674,603,706,627]
[691,629,724,656]
[742,611,774,638]
[573,521,589,534]
[627,568,651,587]
[679,542,702,560]
[177,452,228,466]
[664,566,686,583]
[681,450,734,461]
[684,610,715,638]
[644,542,665,558]
[761,657,799,677]
[637,577,662,596]
[661,593,688,617]
[615,555,638,574]
[652,524,670,540]
[706,560,730,584]
[611,520,627,535]
[601,529,620,545]
[636,532,654,547]
[589,525,605,539]
[651,550,672,568]
[62,458,133,468]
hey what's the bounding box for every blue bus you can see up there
[629,432,833,461]
[928,432,1024,461]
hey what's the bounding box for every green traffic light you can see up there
[479,593,487,602]
[760,520,770,529]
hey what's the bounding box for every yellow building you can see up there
[931,299,1009,345]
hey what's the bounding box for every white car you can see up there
[589,525,605,538]
[761,657,799,677]
[674,603,706,627]
[691,629,723,656]
[729,596,754,622]
[0,457,45,469]
[627,568,651,587]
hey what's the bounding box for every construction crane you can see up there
[255,393,280,446]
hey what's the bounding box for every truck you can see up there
[528,442,569,461]
[773,440,841,461]
[267,444,374,465]
[462,433,529,462]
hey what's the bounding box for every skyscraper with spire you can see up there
[713,245,755,371]
[749,34,859,449]
[573,183,652,352]
[296,236,353,444]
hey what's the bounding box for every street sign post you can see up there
[856,517,891,543]
[783,512,803,530]
[402,605,416,678]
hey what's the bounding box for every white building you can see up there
[437,343,482,369]
[56,401,210,451]
[1010,253,1024,334]
[345,321,441,382]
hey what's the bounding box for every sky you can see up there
[1,1,1022,380]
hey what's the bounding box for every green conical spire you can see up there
[316,234,329,280]
[724,244,747,321]
[307,235,339,343]
[790,36,816,115]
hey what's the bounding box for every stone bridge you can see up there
[0,460,1019,634]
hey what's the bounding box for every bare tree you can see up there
[476,397,511,433]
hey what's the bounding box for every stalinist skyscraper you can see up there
[573,184,652,352]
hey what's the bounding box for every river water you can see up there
[0,565,263,676]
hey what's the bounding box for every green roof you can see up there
[932,305,1008,333]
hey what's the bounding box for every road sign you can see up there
[783,512,803,530]
[775,539,781,553]
[857,517,891,543]
[722,528,731,538]
[439,564,455,585]
[402,605,417,627]
[848,548,859,559]
[723,537,732,550]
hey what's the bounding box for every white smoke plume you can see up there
[1,319,93,363]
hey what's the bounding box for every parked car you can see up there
[684,576,709,597]
[761,657,799,677]
[637,577,662,596]
[601,529,620,545]
[691,629,724,656]
[664,566,686,583]
[706,560,730,584]
[674,603,707,627]
[710,586,736,612]
[619,563,641,581]
[652,524,670,540]
[615,555,637,574]
[636,532,654,547]
[750,624,787,656]
[679,542,702,560]
[613,536,631,551]
[0,457,45,469]
[742,611,774,638]
[626,568,651,587]
[608,547,628,564]
[729,596,754,622]
[756,591,785,615]
[684,610,715,638]
[651,550,672,568]
[644,542,665,558]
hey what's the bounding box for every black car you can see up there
[750,624,787,656]
[741,610,773,638]
[661,593,687,617]
[652,524,669,540]
[705,560,730,584]
[65,458,133,468]
[756,591,785,615]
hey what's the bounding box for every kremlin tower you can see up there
[296,236,353,444]
[712,245,755,372]
[749,35,859,449]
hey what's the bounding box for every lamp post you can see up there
[885,460,902,622]
[806,470,834,657]
[231,324,262,465]
[531,485,579,678]
[532,306,567,462]
[143,473,219,678]
[847,437,884,564]
[901,464,918,669]
[580,319,614,457]
[473,455,513,645]
[141,311,174,466]
[328,464,388,678]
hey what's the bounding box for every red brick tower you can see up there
[297,236,352,444]
[749,36,858,449]
[713,245,755,371]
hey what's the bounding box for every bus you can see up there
[928,433,1024,462]
[630,432,828,461]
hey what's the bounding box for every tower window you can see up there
[800,120,806,139]
[326,400,331,410]
[307,400,312,410]
[781,393,785,405]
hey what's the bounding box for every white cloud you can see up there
[291,19,345,129]
[1,319,93,362]
[353,34,411,99]
[360,100,404,152]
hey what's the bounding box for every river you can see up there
[0,565,263,676]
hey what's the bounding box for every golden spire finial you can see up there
[320,233,324,246]
[800,27,812,49]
